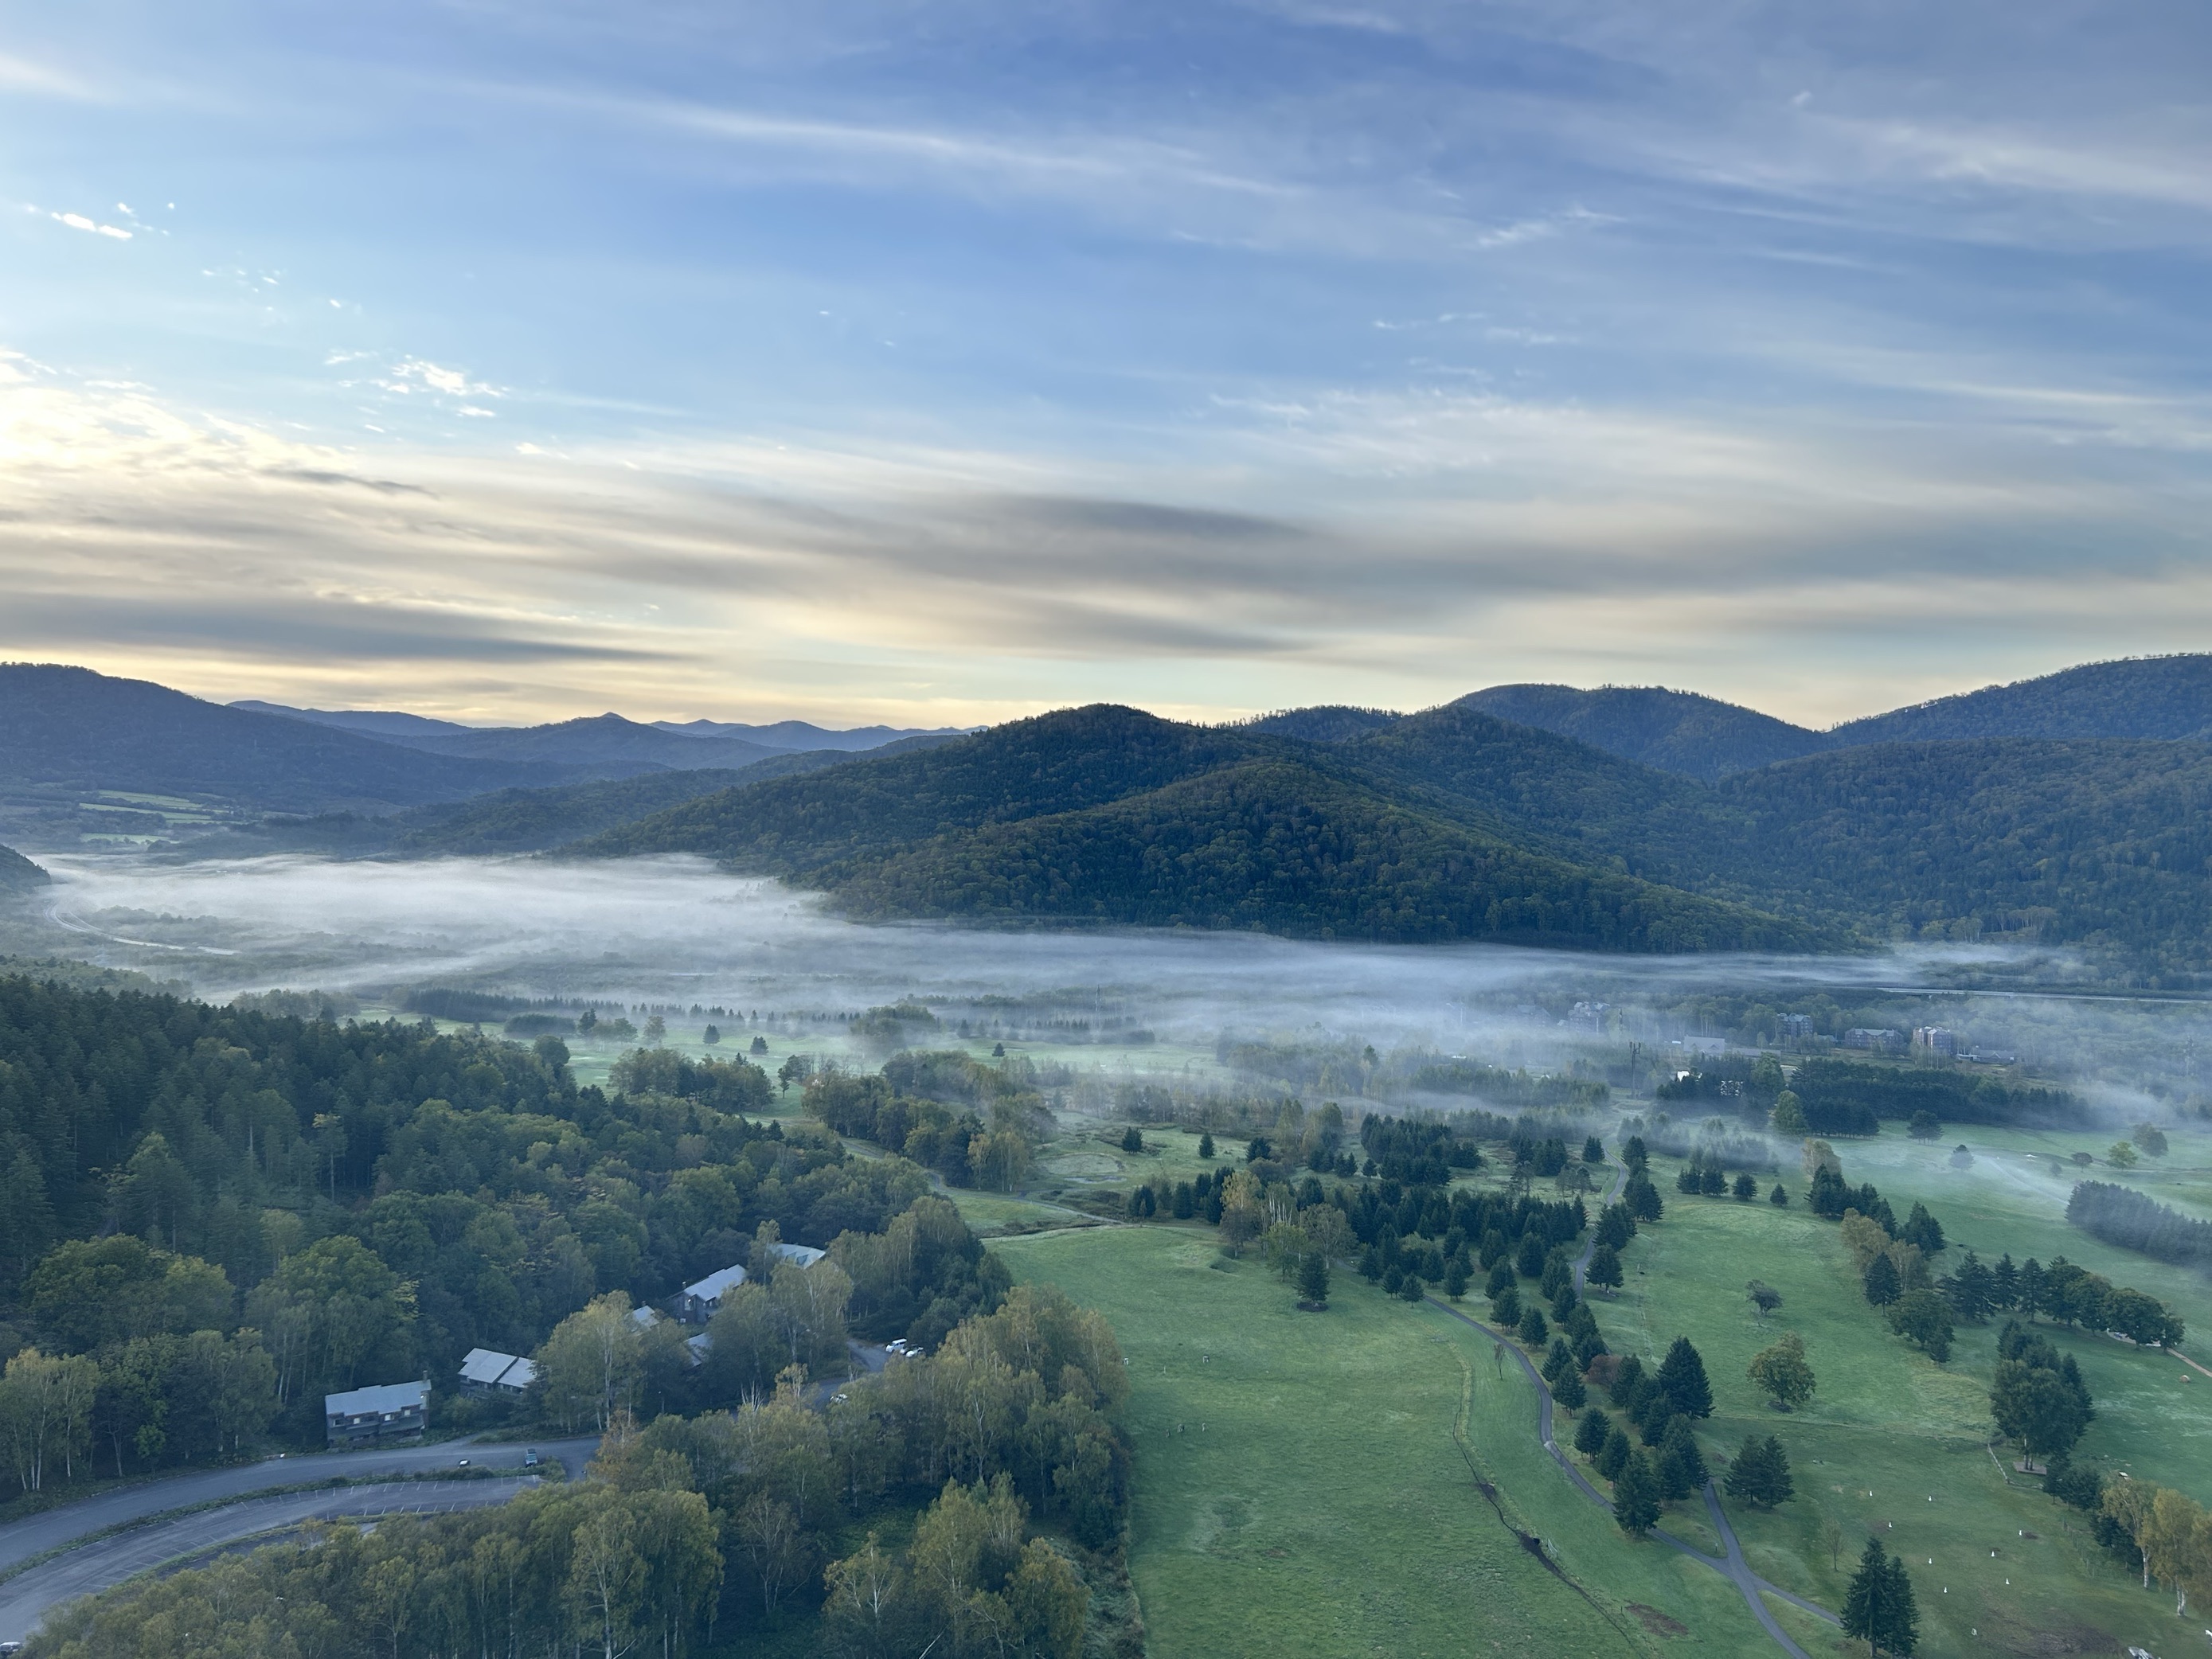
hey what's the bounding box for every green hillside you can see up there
[571,701,2212,974]
[1714,737,2212,966]
[573,707,1819,951]
[1456,684,1825,780]
[827,757,1819,949]
[580,705,1274,871]
[0,844,48,894]
[1832,654,2212,744]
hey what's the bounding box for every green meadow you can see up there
[1597,1150,2212,1655]
[996,1224,1791,1659]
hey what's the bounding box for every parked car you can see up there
[523,1448,539,1468]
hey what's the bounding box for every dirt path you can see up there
[1429,1150,1839,1658]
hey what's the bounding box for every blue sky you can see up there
[1,1,2207,727]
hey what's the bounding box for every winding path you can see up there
[0,1477,541,1643]
[1429,1153,1839,1658]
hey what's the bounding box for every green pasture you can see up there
[1609,1160,2210,1655]
[995,1224,1792,1659]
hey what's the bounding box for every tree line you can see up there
[26,1278,1127,1659]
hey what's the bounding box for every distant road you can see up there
[0,1477,538,1643]
[0,1435,598,1579]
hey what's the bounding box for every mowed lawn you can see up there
[995,1224,1791,1659]
[1608,1165,2212,1656]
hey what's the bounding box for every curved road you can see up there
[1432,1153,1839,1657]
[0,1477,540,1642]
[0,1435,598,1580]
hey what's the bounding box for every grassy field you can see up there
[995,1224,1799,1659]
[1608,1153,2210,1656]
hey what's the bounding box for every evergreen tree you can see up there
[1699,1161,1726,1196]
[1899,1202,1945,1255]
[1198,1131,1215,1159]
[1382,1264,1405,1295]
[1585,1243,1624,1294]
[1769,1182,1789,1207]
[1608,1353,1647,1411]
[1515,1232,1547,1278]
[1862,1253,1901,1307]
[1518,1304,1548,1346]
[1656,1336,1714,1419]
[1879,1554,1921,1655]
[1298,1251,1329,1306]
[1942,1250,1994,1322]
[2016,1258,2047,1319]
[1676,1159,1702,1196]
[1574,1407,1612,1458]
[1658,1415,1707,1499]
[1622,1136,1648,1173]
[1733,1172,1757,1200]
[1625,1175,1663,1224]
[1991,1252,2019,1310]
[1582,1135,1604,1164]
[1636,1390,1678,1446]
[1543,1339,1576,1385]
[1121,1126,1144,1153]
[1486,1259,1516,1299]
[1612,1451,1663,1537]
[1596,1203,1636,1251]
[1596,1426,1632,1482]
[1553,1365,1587,1410]
[1398,1272,1426,1304]
[1358,1246,1383,1282]
[1443,1257,1469,1301]
[1540,1247,1573,1302]
[1491,1286,1521,1329]
[1842,1537,1920,1656]
[1573,1329,1609,1370]
[1724,1434,1795,1507]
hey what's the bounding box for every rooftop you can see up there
[326,1380,428,1418]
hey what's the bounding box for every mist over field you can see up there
[4,853,2202,1107]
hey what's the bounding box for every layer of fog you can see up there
[10,855,2199,1100]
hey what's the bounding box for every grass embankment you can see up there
[1608,1159,2212,1655]
[995,1225,1785,1658]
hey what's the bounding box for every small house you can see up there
[457,1348,539,1399]
[678,1263,748,1324]
[326,1380,429,1448]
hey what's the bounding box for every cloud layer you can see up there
[0,1,2206,724]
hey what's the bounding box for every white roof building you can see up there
[456,1349,538,1396]
[769,1243,827,1268]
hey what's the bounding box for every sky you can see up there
[0,1,2208,729]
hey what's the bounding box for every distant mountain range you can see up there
[12,654,2212,970]
[0,665,967,846]
[1287,656,2212,783]
[235,699,969,768]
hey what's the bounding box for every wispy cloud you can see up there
[49,210,131,240]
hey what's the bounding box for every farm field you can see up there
[995,1224,1790,1659]
[1607,1153,2209,1655]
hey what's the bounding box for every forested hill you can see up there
[1831,655,2212,745]
[571,701,2212,974]
[1454,685,1825,781]
[0,843,46,893]
[574,705,1823,951]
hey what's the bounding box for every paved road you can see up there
[0,1477,539,1642]
[1433,1153,1839,1658]
[0,1436,599,1579]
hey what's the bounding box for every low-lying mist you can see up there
[5,853,2208,1113]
